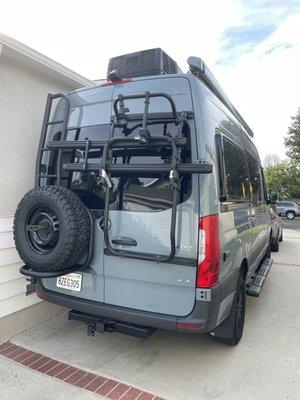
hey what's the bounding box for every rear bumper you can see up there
[36,280,222,333]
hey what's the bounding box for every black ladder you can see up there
[35,93,70,187]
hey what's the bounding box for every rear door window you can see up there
[223,137,249,201]
[247,153,263,205]
[68,121,192,211]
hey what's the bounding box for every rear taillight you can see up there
[100,77,132,87]
[197,214,220,288]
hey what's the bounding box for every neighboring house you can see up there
[0,33,95,340]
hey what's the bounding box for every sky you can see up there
[1,0,300,162]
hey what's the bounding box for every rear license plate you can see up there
[56,273,82,292]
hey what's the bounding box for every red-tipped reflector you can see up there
[100,78,132,87]
[177,322,202,330]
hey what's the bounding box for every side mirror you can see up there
[268,189,278,204]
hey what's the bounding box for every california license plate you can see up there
[56,273,82,292]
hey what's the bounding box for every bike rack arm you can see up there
[113,92,177,124]
[100,135,180,263]
[63,162,212,175]
[47,137,188,150]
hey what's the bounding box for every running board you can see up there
[247,258,273,297]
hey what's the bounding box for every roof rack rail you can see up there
[187,57,254,138]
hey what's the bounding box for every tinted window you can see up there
[65,121,192,211]
[247,154,263,204]
[223,138,249,201]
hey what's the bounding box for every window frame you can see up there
[216,132,250,203]
[246,152,264,205]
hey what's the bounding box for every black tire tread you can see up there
[212,272,246,346]
[13,186,90,272]
[271,235,279,252]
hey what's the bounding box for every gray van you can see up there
[14,49,274,346]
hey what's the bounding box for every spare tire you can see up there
[13,186,91,272]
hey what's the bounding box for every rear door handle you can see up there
[111,237,137,247]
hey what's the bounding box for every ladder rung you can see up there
[38,174,57,178]
[46,120,64,126]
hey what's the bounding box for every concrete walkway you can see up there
[1,223,300,400]
[0,355,101,400]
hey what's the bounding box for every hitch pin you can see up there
[100,169,112,188]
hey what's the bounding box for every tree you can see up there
[285,108,300,162]
[264,160,300,199]
[263,153,280,168]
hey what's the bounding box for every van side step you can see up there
[68,310,156,339]
[246,258,273,297]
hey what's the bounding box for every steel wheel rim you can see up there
[25,205,60,254]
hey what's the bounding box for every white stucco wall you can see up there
[0,53,85,318]
[0,56,76,215]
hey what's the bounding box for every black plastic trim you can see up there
[36,281,222,333]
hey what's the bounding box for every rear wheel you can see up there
[286,211,295,220]
[212,271,246,346]
[271,233,279,252]
[265,238,272,258]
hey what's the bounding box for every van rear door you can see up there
[103,77,199,316]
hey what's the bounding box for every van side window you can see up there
[223,137,249,201]
[247,154,263,204]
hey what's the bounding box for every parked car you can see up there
[270,207,283,252]
[14,49,274,346]
[277,201,300,220]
